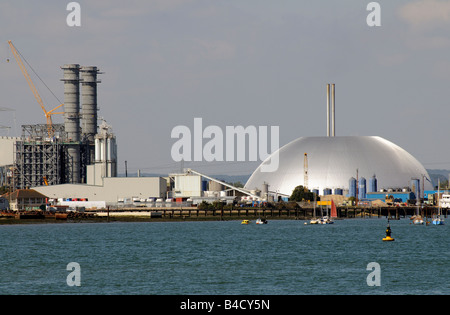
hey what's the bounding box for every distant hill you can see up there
[118,172,251,185]
[118,170,449,190]
[427,169,450,188]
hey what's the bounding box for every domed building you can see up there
[244,84,432,198]
[244,136,432,197]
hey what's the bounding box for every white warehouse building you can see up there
[33,177,167,207]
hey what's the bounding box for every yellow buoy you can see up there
[383,220,395,241]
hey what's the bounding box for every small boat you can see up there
[310,218,320,224]
[433,183,445,225]
[241,219,250,225]
[432,216,445,225]
[319,216,334,224]
[411,215,423,225]
[256,218,268,224]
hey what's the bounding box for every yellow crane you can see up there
[8,40,64,138]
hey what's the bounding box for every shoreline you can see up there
[0,213,406,225]
[2,205,444,225]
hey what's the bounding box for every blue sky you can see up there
[1,0,450,176]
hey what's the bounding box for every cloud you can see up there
[398,0,450,30]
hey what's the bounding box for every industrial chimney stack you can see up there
[326,83,336,137]
[80,66,101,143]
[61,64,102,184]
[61,64,81,183]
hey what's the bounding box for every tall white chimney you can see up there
[327,84,330,137]
[331,83,335,137]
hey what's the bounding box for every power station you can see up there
[0,42,442,212]
[13,64,117,189]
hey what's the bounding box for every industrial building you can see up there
[0,53,435,210]
[7,63,115,189]
[33,177,167,208]
[245,84,433,199]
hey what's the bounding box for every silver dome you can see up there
[245,136,432,196]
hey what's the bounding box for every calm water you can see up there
[0,218,448,295]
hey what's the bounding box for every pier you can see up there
[89,205,447,221]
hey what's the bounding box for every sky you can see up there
[1,0,450,177]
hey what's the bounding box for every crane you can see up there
[8,40,64,138]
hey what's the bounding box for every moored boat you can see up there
[256,218,268,224]
[411,215,423,225]
[319,216,334,224]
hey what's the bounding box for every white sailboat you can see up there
[433,179,445,225]
[318,202,334,224]
[412,191,423,225]
[310,193,320,224]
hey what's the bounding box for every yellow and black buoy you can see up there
[382,220,395,241]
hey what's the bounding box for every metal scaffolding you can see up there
[13,124,94,189]
[14,137,64,189]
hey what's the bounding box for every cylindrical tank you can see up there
[348,177,357,198]
[368,175,377,193]
[313,189,319,196]
[100,138,105,162]
[106,138,112,161]
[80,66,100,143]
[209,181,224,191]
[334,188,343,195]
[262,182,269,194]
[95,138,101,162]
[323,188,332,195]
[358,177,367,199]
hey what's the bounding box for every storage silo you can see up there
[349,177,357,198]
[209,181,224,192]
[261,182,269,200]
[323,188,332,195]
[368,174,377,193]
[358,177,366,199]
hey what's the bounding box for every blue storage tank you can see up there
[359,177,366,199]
[334,188,343,195]
[313,189,319,196]
[368,175,377,193]
[323,188,332,195]
[349,177,357,198]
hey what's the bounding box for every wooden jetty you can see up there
[88,205,447,220]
